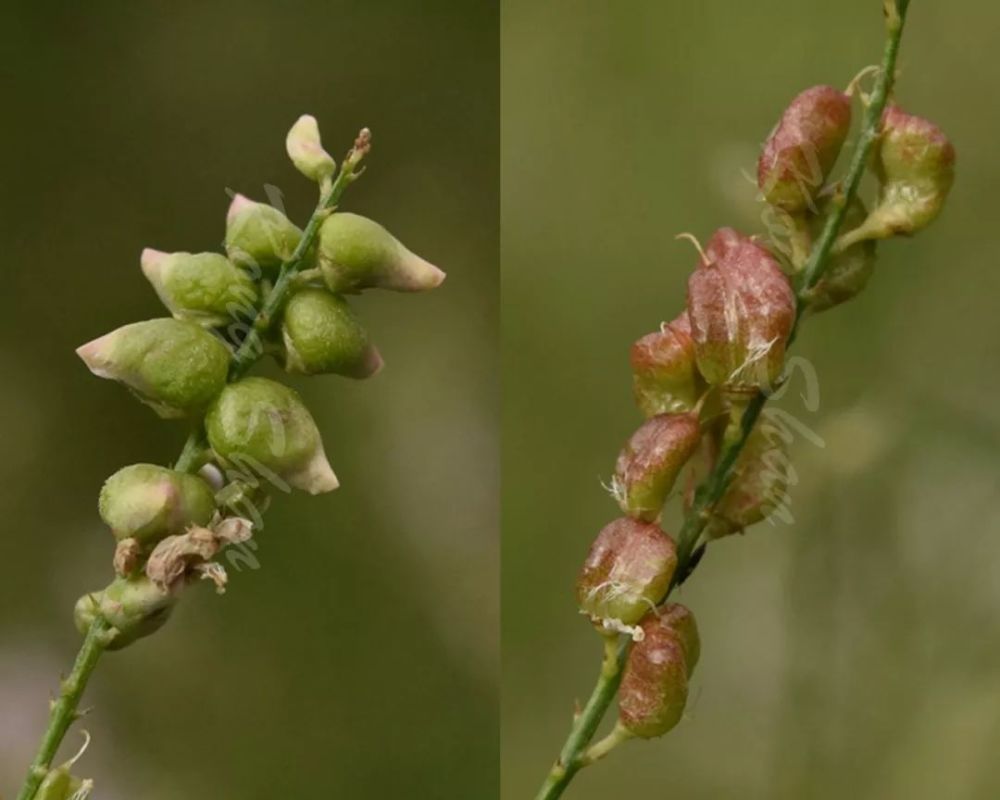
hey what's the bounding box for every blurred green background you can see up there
[502,2,998,799]
[0,2,496,798]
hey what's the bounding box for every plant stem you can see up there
[15,617,110,800]
[534,4,911,796]
[15,130,371,800]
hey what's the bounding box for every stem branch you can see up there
[534,4,911,795]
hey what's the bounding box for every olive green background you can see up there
[503,2,999,799]
[0,2,497,799]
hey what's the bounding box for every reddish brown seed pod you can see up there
[575,518,678,628]
[618,605,700,738]
[686,229,796,393]
[705,418,792,538]
[631,312,700,417]
[614,412,701,521]
[838,105,955,249]
[757,85,852,213]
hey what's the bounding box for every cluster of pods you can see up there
[72,116,444,653]
[575,79,954,742]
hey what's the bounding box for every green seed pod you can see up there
[75,577,177,650]
[286,114,336,183]
[225,195,303,276]
[631,313,700,417]
[758,85,852,213]
[76,319,230,418]
[706,419,791,538]
[687,228,795,393]
[99,463,216,544]
[576,518,677,628]
[141,249,260,327]
[317,212,446,293]
[205,377,338,495]
[614,412,701,521]
[281,288,383,378]
[805,195,876,312]
[618,607,695,738]
[840,105,955,246]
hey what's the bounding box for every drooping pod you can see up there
[285,114,336,183]
[74,576,177,650]
[281,288,383,378]
[618,604,700,738]
[140,249,260,327]
[687,228,796,394]
[317,212,446,293]
[99,463,216,544]
[205,377,338,495]
[757,85,852,213]
[576,517,677,629]
[705,418,792,538]
[76,318,230,418]
[838,105,955,248]
[630,312,700,417]
[805,195,876,312]
[225,195,303,276]
[613,412,701,521]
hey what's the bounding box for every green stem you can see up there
[15,618,110,800]
[535,637,629,800]
[534,4,911,796]
[16,130,372,800]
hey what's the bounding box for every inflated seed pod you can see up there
[618,608,694,738]
[99,463,216,544]
[687,228,795,393]
[805,195,876,312]
[839,106,955,248]
[630,312,700,417]
[225,194,303,276]
[657,602,701,676]
[75,576,177,650]
[285,114,336,183]
[205,377,338,495]
[614,412,701,521]
[281,288,383,378]
[757,85,852,213]
[705,419,791,538]
[576,517,677,627]
[76,318,230,418]
[317,212,445,293]
[140,249,259,327]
